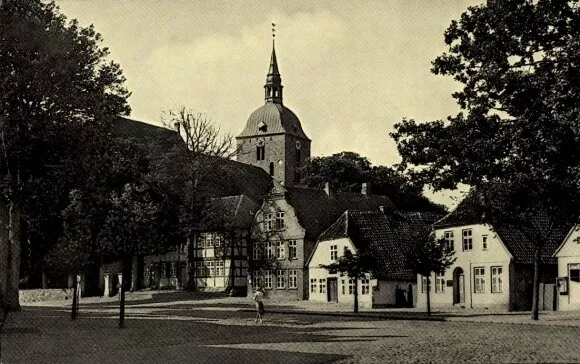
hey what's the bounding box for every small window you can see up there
[474,267,485,293]
[491,266,503,293]
[341,279,346,295]
[256,145,265,161]
[264,270,273,289]
[570,264,580,282]
[421,276,430,293]
[288,240,297,259]
[265,241,275,259]
[330,245,338,260]
[348,279,356,295]
[482,235,488,250]
[310,278,318,293]
[435,272,445,293]
[361,278,370,295]
[444,231,454,251]
[276,270,286,289]
[264,213,274,231]
[276,211,285,230]
[288,270,298,289]
[319,279,327,294]
[276,241,285,260]
[462,229,473,251]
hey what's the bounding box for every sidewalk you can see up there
[22,289,580,327]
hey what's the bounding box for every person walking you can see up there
[253,288,265,323]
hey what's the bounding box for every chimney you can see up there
[361,182,370,196]
[324,182,332,197]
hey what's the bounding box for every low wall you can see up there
[19,289,74,303]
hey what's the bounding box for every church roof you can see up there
[237,102,309,140]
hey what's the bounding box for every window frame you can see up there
[288,269,298,289]
[482,235,488,251]
[569,263,580,282]
[265,241,275,259]
[491,266,503,293]
[330,245,338,261]
[275,211,285,230]
[288,240,297,260]
[276,241,286,260]
[319,278,327,294]
[444,231,454,251]
[264,270,273,289]
[264,213,274,232]
[435,272,445,293]
[462,229,473,251]
[474,267,485,293]
[276,270,286,289]
[310,278,318,293]
[361,278,370,295]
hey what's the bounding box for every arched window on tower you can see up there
[269,162,274,176]
[256,145,265,161]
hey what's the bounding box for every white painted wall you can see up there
[555,225,580,310]
[308,237,374,308]
[417,224,512,310]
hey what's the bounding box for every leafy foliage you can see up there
[299,152,446,214]
[392,0,580,319]
[321,247,376,280]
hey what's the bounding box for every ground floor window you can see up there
[264,270,273,289]
[341,279,346,295]
[288,270,297,289]
[474,267,485,293]
[491,266,503,293]
[421,276,429,293]
[361,278,370,295]
[348,279,355,295]
[251,271,263,289]
[435,272,445,293]
[570,264,580,282]
[276,270,286,289]
[319,279,327,294]
[215,261,224,276]
[310,278,317,293]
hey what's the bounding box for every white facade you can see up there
[308,237,377,308]
[418,224,512,309]
[554,225,580,311]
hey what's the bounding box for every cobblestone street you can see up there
[2,294,580,363]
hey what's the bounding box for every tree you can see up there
[299,152,446,214]
[391,0,580,320]
[0,0,130,311]
[408,233,455,316]
[321,248,376,313]
[160,107,238,290]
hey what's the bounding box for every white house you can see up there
[307,210,437,308]
[553,224,580,311]
[420,193,567,311]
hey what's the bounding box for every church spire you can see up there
[265,23,283,104]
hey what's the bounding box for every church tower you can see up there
[236,38,311,187]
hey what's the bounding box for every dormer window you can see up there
[258,121,268,132]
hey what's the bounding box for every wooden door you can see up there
[327,278,338,302]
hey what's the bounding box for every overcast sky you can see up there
[54,0,481,207]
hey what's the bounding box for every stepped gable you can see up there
[285,186,396,240]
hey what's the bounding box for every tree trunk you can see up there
[531,246,541,321]
[187,234,197,291]
[130,256,139,292]
[2,200,21,311]
[353,277,359,313]
[426,275,431,316]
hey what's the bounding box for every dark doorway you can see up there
[453,267,465,304]
[327,278,338,302]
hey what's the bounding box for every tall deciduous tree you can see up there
[0,0,130,311]
[392,0,580,320]
[160,107,238,290]
[299,152,446,214]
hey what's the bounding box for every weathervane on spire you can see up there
[272,23,276,40]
